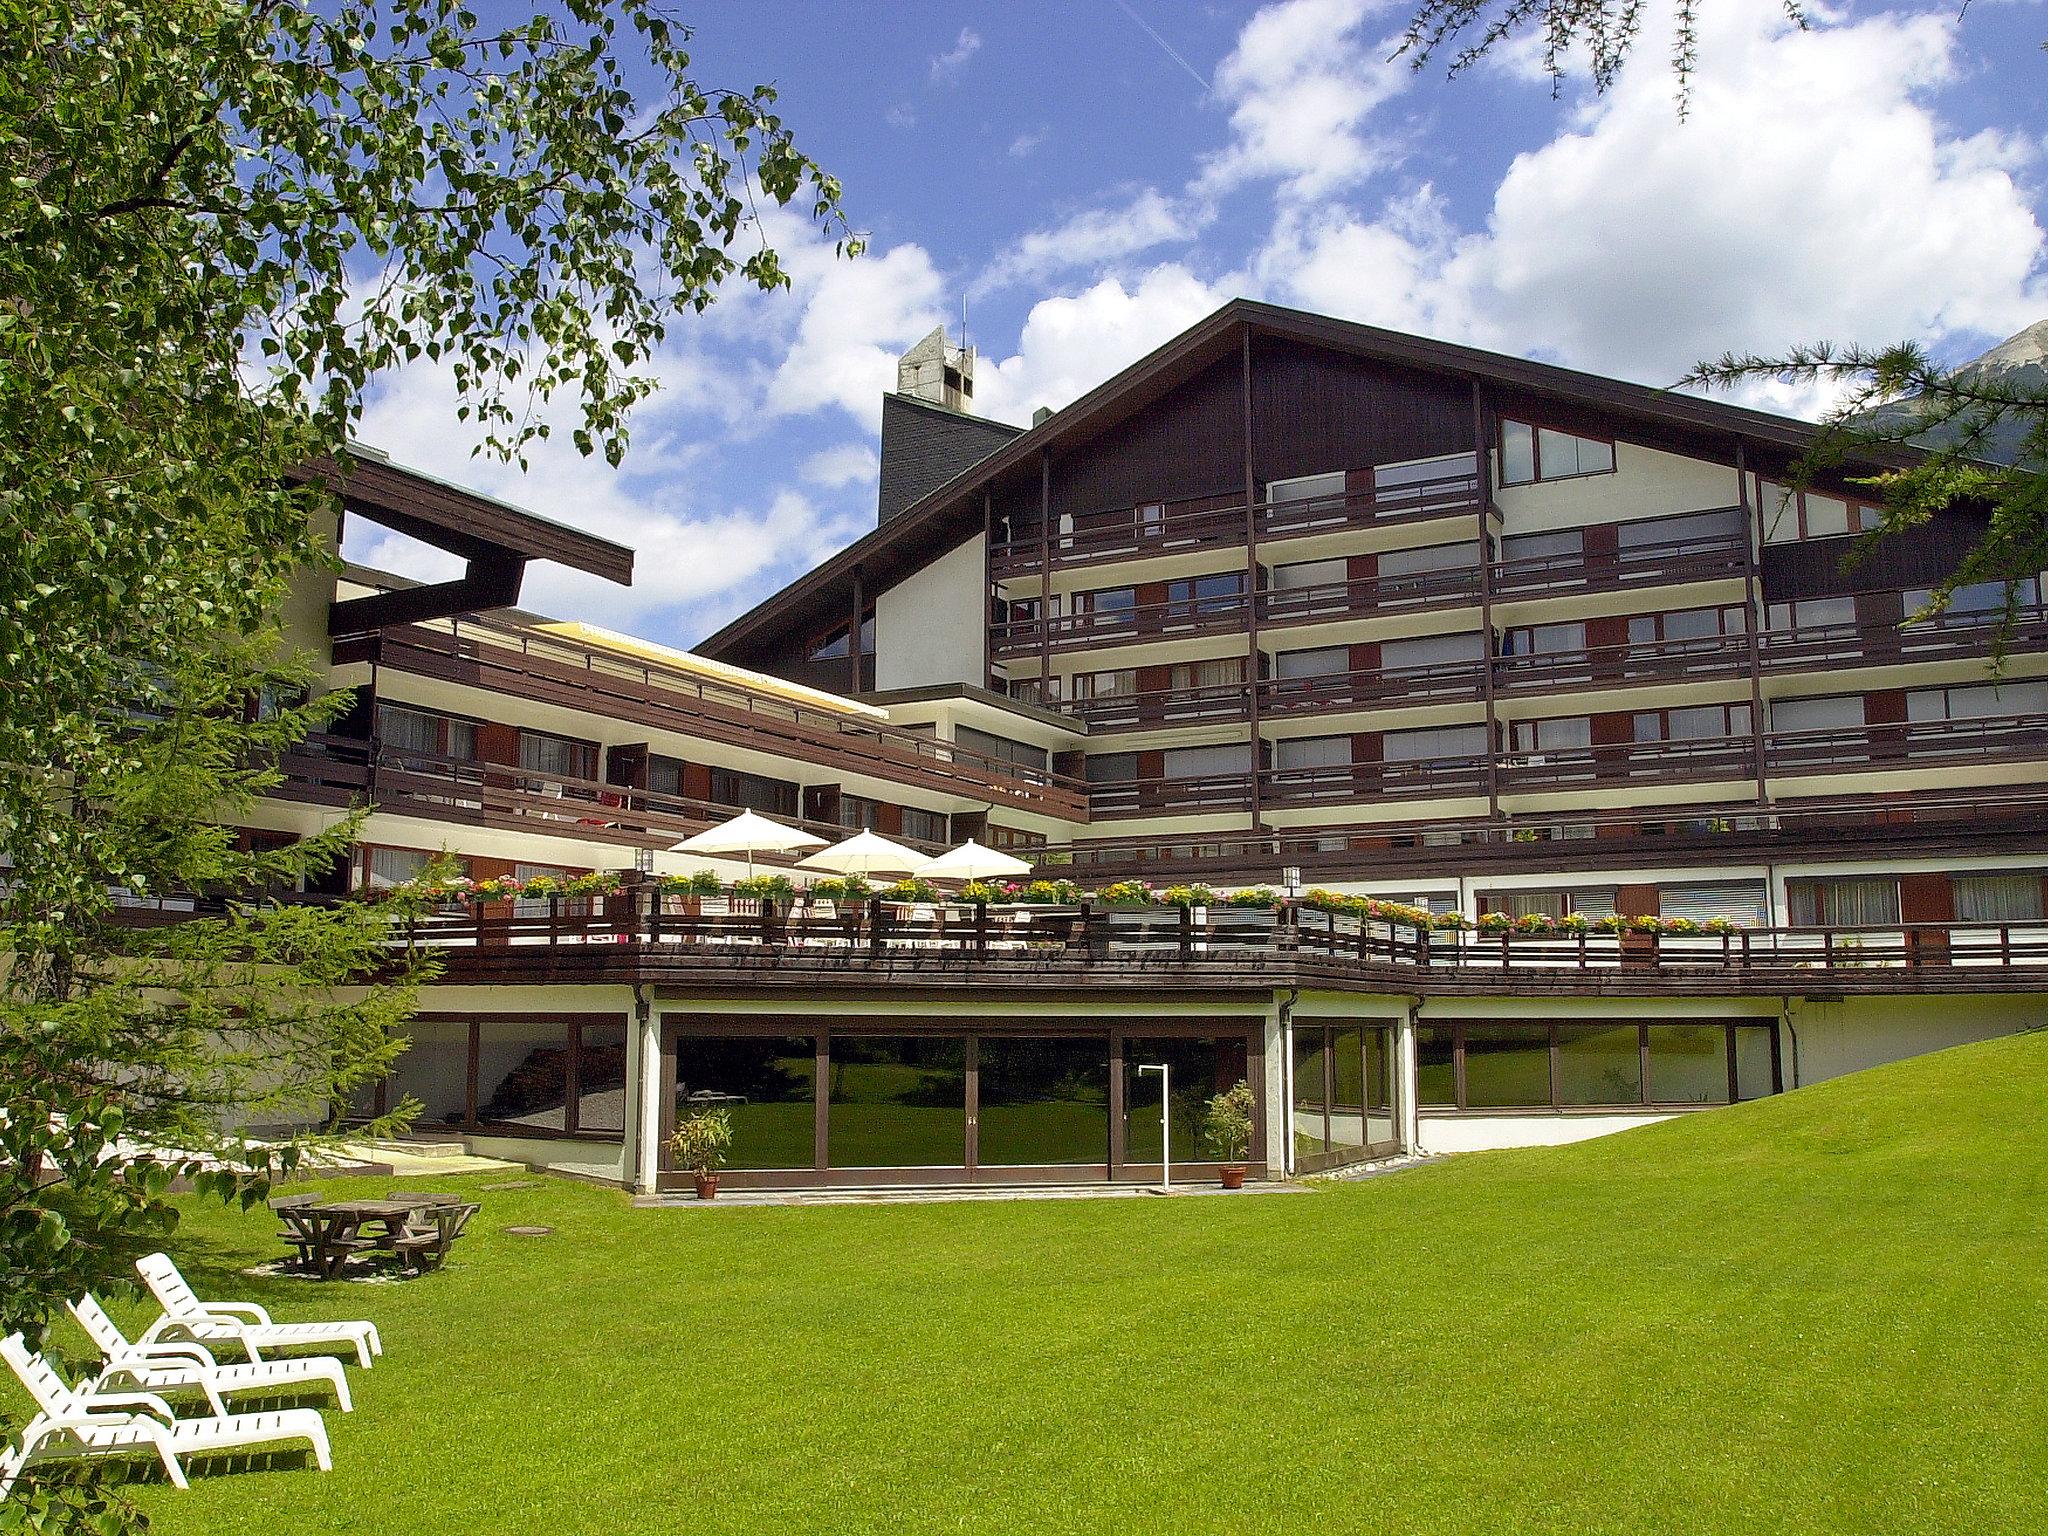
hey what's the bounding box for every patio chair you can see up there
[0,1334,331,1496]
[68,1294,353,1415]
[134,1253,382,1368]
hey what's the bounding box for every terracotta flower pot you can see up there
[693,1174,719,1201]
[1219,1165,1247,1190]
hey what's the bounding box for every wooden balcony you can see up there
[401,890,2048,998]
[1489,521,1749,600]
[1059,680,1253,731]
[1497,735,1759,791]
[1766,715,2048,776]
[1087,769,1257,818]
[1759,604,2048,673]
[989,468,1481,578]
[1260,658,1484,715]
[1256,565,1479,630]
[347,618,1088,819]
[1493,631,1753,693]
[1261,755,1490,806]
[991,593,1250,659]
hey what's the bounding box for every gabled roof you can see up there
[697,298,1883,663]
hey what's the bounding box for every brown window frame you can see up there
[1498,417,1619,488]
[1419,1019,1780,1112]
[353,1012,630,1142]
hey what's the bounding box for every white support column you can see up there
[632,1002,662,1194]
[1264,998,1290,1176]
[1396,1006,1421,1154]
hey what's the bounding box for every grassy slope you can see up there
[20,1031,2048,1535]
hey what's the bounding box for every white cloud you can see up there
[885,102,916,129]
[972,188,1202,298]
[1192,0,1410,203]
[931,28,981,80]
[800,442,880,489]
[973,265,1238,426]
[761,240,948,424]
[1009,129,1048,158]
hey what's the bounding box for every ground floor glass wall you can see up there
[666,1021,1259,1187]
[1415,1020,1780,1111]
[1292,1023,1398,1170]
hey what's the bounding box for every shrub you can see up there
[1006,878,1080,905]
[1512,912,1557,935]
[564,870,622,897]
[1224,886,1284,909]
[668,1108,732,1177]
[731,873,797,901]
[1558,912,1592,934]
[881,876,940,904]
[1157,883,1220,909]
[1202,1080,1257,1163]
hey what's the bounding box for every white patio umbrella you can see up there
[915,840,1033,883]
[795,830,932,880]
[669,809,826,879]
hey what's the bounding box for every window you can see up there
[1273,735,1351,771]
[1270,557,1349,591]
[837,794,880,831]
[1908,680,2048,722]
[1266,470,1347,506]
[673,1036,819,1170]
[1163,743,1253,779]
[1071,669,1138,701]
[1954,874,2043,923]
[365,846,435,891]
[1618,507,1744,551]
[710,767,797,818]
[1766,596,1859,633]
[1499,621,1585,658]
[1084,753,1138,784]
[1374,451,1478,494]
[1382,632,1485,670]
[986,824,1048,854]
[512,862,570,919]
[1789,877,1900,926]
[1379,541,1479,578]
[1903,577,2040,616]
[1772,694,1865,733]
[1274,647,1349,679]
[376,704,474,764]
[1510,716,1592,752]
[1168,657,1246,692]
[1633,703,1750,742]
[519,730,597,783]
[1629,606,1743,645]
[1418,1021,1775,1110]
[1167,571,1243,615]
[1074,586,1136,615]
[956,726,1049,775]
[808,612,875,661]
[1462,1025,1553,1108]
[1384,723,1490,761]
[1499,419,1615,485]
[1756,478,1883,544]
[1500,529,1581,564]
[647,755,686,800]
[899,806,948,845]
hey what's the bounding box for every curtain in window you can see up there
[377,705,440,755]
[1953,874,2043,924]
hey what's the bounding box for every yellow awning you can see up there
[532,620,891,722]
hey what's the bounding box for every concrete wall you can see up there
[1787,994,2044,1086]
[1493,442,1739,535]
[1416,1111,1679,1155]
[875,534,986,691]
[463,1133,628,1184]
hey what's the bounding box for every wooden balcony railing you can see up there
[990,592,1250,659]
[354,618,1088,819]
[1496,734,1759,790]
[1256,565,1479,629]
[1489,523,1749,599]
[989,469,1481,577]
[1766,714,2048,775]
[1087,769,1258,818]
[1058,680,1253,730]
[1759,604,2048,672]
[1260,658,1485,714]
[1261,755,1490,806]
[1493,631,1753,692]
[396,890,2048,992]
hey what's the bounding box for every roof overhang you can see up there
[300,450,636,636]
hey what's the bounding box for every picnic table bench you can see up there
[272,1193,477,1279]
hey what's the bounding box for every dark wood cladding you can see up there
[1759,507,1986,602]
[1249,336,1471,485]
[1049,355,1243,517]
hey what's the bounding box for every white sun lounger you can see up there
[0,1333,330,1495]
[69,1294,353,1414]
[134,1252,382,1368]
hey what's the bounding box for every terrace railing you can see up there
[1489,523,1749,599]
[1759,603,2048,673]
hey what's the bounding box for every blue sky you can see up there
[347,0,2048,652]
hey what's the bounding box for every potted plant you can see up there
[1202,1080,1257,1189]
[669,1107,732,1200]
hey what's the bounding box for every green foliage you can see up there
[957,879,1003,904]
[806,875,873,904]
[668,1108,733,1177]
[1156,883,1220,909]
[657,869,725,897]
[879,877,940,904]
[1095,880,1156,908]
[1201,1079,1257,1163]
[1223,887,1284,909]
[731,874,798,902]
[1005,879,1081,905]
[0,7,849,1526]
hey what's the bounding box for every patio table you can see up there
[288,1195,458,1279]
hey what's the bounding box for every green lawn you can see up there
[17,1031,2048,1534]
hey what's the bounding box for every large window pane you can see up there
[1647,1025,1730,1105]
[1329,1026,1367,1149]
[575,1022,628,1137]
[386,1019,470,1129]
[1556,1025,1643,1106]
[475,1019,572,1132]
[674,1036,817,1170]
[1124,1036,1249,1164]
[1734,1027,1778,1102]
[1417,1026,1457,1106]
[1462,1025,1552,1108]
[828,1036,966,1168]
[1500,420,1535,485]
[1954,874,2044,923]
[977,1037,1110,1166]
[1364,1028,1395,1145]
[1292,1027,1328,1157]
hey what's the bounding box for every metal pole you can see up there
[1136,1062,1170,1193]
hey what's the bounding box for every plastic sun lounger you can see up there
[69,1294,353,1415]
[0,1334,331,1496]
[134,1253,382,1368]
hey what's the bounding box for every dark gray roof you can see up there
[878,393,1022,523]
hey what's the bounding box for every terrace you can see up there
[400,887,2048,997]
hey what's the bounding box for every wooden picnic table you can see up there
[278,1194,476,1279]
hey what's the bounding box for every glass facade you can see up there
[827,1036,968,1168]
[1295,1023,1396,1159]
[977,1037,1111,1166]
[386,1019,471,1129]
[674,1036,818,1170]
[475,1018,572,1131]
[1122,1036,1249,1164]
[1421,1021,1776,1110]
